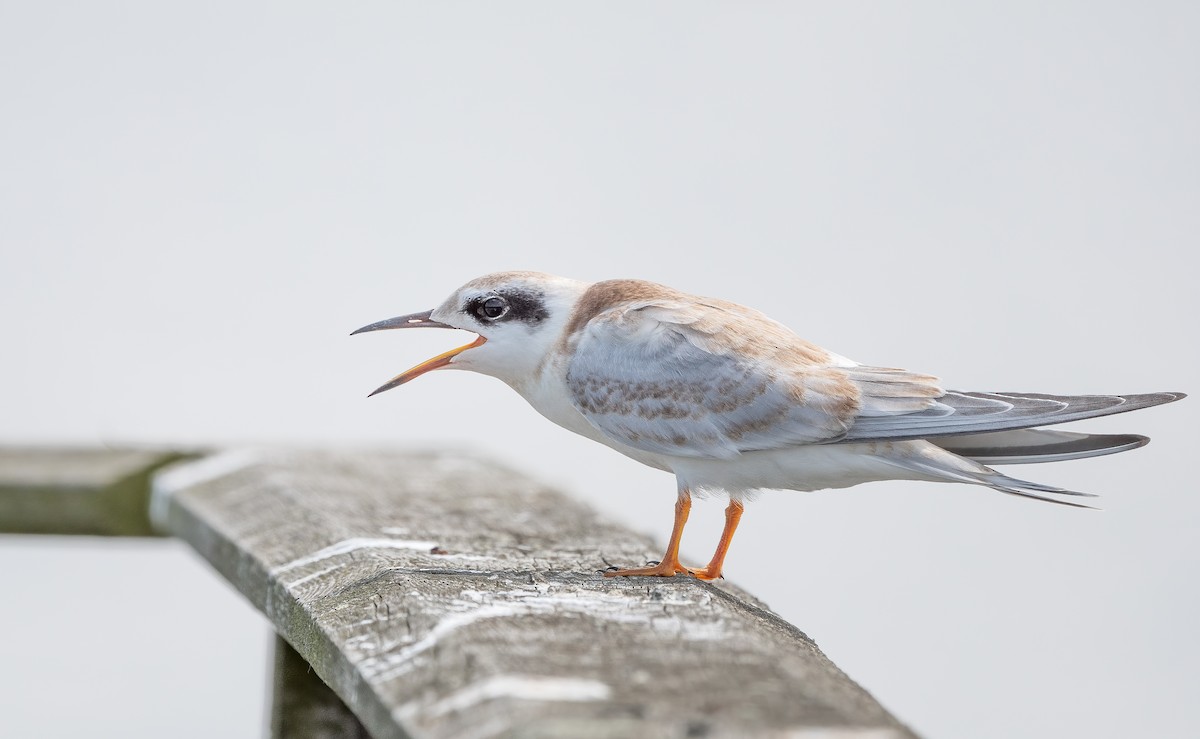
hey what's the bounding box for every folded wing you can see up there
[841,391,1184,442]
[565,295,940,458]
[564,286,1184,458]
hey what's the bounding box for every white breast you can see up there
[508,359,676,474]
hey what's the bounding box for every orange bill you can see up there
[353,309,488,397]
[367,335,487,396]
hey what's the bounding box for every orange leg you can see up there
[605,493,693,578]
[684,500,744,581]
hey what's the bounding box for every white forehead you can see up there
[457,271,585,295]
[444,271,589,309]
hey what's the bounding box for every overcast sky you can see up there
[2,3,1197,738]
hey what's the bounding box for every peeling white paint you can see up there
[425,552,501,563]
[371,602,534,681]
[273,537,506,580]
[275,538,441,574]
[288,562,347,587]
[368,586,730,683]
[400,675,611,721]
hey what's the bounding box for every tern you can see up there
[354,271,1184,580]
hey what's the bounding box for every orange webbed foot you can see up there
[601,561,722,580]
[601,496,740,582]
[603,559,690,578]
[682,566,723,581]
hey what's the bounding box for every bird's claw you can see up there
[603,557,719,579]
[680,566,724,581]
[603,559,688,578]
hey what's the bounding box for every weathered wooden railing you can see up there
[0,447,917,738]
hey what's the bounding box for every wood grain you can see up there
[155,448,918,739]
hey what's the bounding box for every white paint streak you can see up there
[288,562,346,587]
[431,553,499,563]
[148,449,261,532]
[275,538,440,574]
[275,538,504,581]
[403,675,611,721]
[372,602,532,681]
[369,587,730,683]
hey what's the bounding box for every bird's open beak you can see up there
[352,310,487,396]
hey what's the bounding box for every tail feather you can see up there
[879,440,1102,509]
[984,486,1100,510]
[933,429,1150,465]
[974,469,1099,509]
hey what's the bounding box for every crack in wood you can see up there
[158,448,919,739]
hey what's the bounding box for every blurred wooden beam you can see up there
[0,447,186,536]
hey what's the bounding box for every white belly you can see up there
[670,443,928,496]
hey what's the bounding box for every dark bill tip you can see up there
[367,378,406,397]
[351,310,451,336]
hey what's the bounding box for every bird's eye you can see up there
[475,296,509,320]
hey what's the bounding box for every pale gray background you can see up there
[1,3,1196,737]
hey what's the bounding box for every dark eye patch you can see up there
[464,288,548,325]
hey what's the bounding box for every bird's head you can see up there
[353,271,588,395]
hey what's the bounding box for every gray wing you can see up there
[841,391,1185,442]
[564,295,1184,456]
[564,301,937,458]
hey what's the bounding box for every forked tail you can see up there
[881,439,1109,508]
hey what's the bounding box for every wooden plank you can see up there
[155,449,918,739]
[272,635,371,739]
[0,448,186,536]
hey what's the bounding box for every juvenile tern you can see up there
[354,271,1184,580]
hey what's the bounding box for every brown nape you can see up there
[563,279,680,339]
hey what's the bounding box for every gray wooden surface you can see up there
[272,634,372,739]
[0,447,185,535]
[154,448,918,739]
